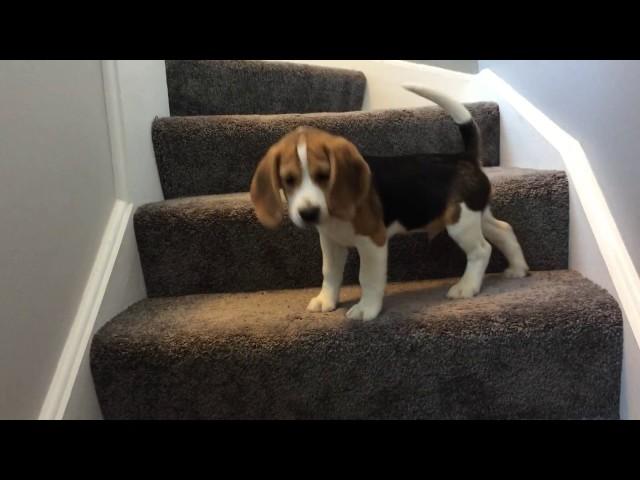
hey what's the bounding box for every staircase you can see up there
[90,60,623,419]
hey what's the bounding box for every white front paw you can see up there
[307,291,337,313]
[504,264,529,279]
[447,280,480,299]
[346,300,382,321]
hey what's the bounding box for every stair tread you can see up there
[134,167,569,297]
[97,270,617,342]
[152,103,500,198]
[90,270,622,419]
[165,60,367,116]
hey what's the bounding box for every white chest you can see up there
[317,218,358,247]
[317,218,407,247]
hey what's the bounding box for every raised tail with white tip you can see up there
[402,83,480,161]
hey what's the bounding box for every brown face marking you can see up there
[305,149,331,189]
[351,185,386,246]
[252,126,387,245]
[269,129,333,195]
[250,145,283,228]
[277,148,302,195]
[304,127,387,245]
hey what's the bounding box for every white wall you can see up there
[0,60,167,420]
[104,60,167,207]
[283,60,483,110]
[63,215,147,419]
[478,61,640,274]
[0,61,116,419]
[477,61,640,419]
[60,60,168,419]
[408,60,478,74]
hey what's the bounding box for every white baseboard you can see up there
[63,210,147,419]
[38,199,132,419]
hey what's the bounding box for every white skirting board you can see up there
[38,200,144,419]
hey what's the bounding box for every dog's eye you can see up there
[315,172,330,183]
[283,175,295,187]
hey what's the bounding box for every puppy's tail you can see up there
[402,83,480,162]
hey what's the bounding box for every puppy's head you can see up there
[250,127,371,229]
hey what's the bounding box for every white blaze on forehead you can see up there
[288,132,329,228]
[296,134,308,169]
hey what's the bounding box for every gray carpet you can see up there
[152,103,500,199]
[90,270,622,420]
[165,60,367,116]
[135,168,568,297]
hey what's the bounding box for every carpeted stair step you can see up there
[90,270,622,420]
[134,167,568,298]
[152,103,500,199]
[165,60,367,116]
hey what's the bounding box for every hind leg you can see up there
[446,203,492,299]
[481,208,529,278]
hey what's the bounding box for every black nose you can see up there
[299,206,320,223]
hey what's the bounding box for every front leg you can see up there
[307,232,348,313]
[346,237,388,321]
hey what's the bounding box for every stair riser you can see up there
[152,104,500,199]
[135,170,568,297]
[90,272,622,420]
[165,60,367,116]
[94,330,621,420]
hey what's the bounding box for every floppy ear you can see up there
[250,146,283,228]
[326,137,371,220]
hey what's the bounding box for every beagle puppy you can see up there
[250,84,529,321]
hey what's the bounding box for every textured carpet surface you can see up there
[135,167,568,297]
[165,60,367,116]
[152,103,500,199]
[90,270,622,420]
